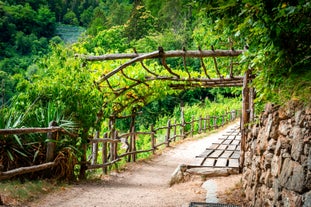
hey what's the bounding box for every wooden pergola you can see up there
[80,46,254,171]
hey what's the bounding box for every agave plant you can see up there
[0,100,79,178]
[0,106,30,171]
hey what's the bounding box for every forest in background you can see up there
[1,0,310,108]
[0,0,310,180]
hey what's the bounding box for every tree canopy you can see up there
[1,0,310,129]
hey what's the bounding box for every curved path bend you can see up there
[31,122,241,207]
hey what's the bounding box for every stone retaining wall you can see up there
[242,101,311,206]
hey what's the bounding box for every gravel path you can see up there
[30,122,241,207]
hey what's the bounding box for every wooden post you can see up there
[102,133,108,174]
[190,116,194,137]
[108,117,116,163]
[114,130,118,160]
[79,129,89,180]
[232,110,235,121]
[240,69,251,171]
[46,121,58,162]
[180,102,186,139]
[213,116,217,129]
[203,115,207,133]
[198,116,202,133]
[91,131,99,165]
[173,120,177,141]
[151,125,156,154]
[128,113,136,162]
[165,119,171,147]
[249,87,255,121]
[207,115,211,131]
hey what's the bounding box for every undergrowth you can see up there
[0,179,65,206]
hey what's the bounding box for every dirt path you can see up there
[30,122,241,207]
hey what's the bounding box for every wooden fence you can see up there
[87,110,240,173]
[0,110,240,180]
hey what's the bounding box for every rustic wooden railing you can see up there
[87,110,240,173]
[0,122,75,180]
[0,110,240,180]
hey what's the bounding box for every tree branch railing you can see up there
[87,110,241,173]
[0,110,241,180]
[0,125,79,180]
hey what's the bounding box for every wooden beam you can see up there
[0,162,55,180]
[0,127,61,135]
[81,49,244,61]
[94,49,244,84]
[145,76,244,82]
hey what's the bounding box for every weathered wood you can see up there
[169,82,244,89]
[102,133,108,174]
[209,150,224,158]
[113,131,118,162]
[215,158,228,167]
[46,121,58,162]
[249,87,255,121]
[0,127,61,135]
[180,103,186,139]
[173,120,177,141]
[202,158,216,167]
[147,76,244,83]
[91,131,100,165]
[118,149,154,159]
[90,138,120,143]
[190,116,194,137]
[95,50,244,84]
[207,116,211,131]
[0,162,56,180]
[240,70,250,171]
[108,117,116,165]
[165,120,171,147]
[196,149,214,158]
[87,159,121,170]
[213,116,217,129]
[151,125,156,154]
[203,115,207,133]
[228,159,239,168]
[220,150,233,158]
[198,116,202,133]
[82,49,244,61]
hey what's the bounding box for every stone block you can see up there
[303,191,311,207]
[294,110,304,127]
[278,120,291,136]
[275,136,290,156]
[264,169,273,188]
[271,155,282,177]
[245,186,252,201]
[267,139,277,152]
[251,124,259,137]
[264,103,274,115]
[265,113,273,138]
[273,179,281,204]
[280,158,305,193]
[281,189,302,207]
[305,171,311,190]
[304,143,310,157]
[264,152,274,169]
[291,126,305,161]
